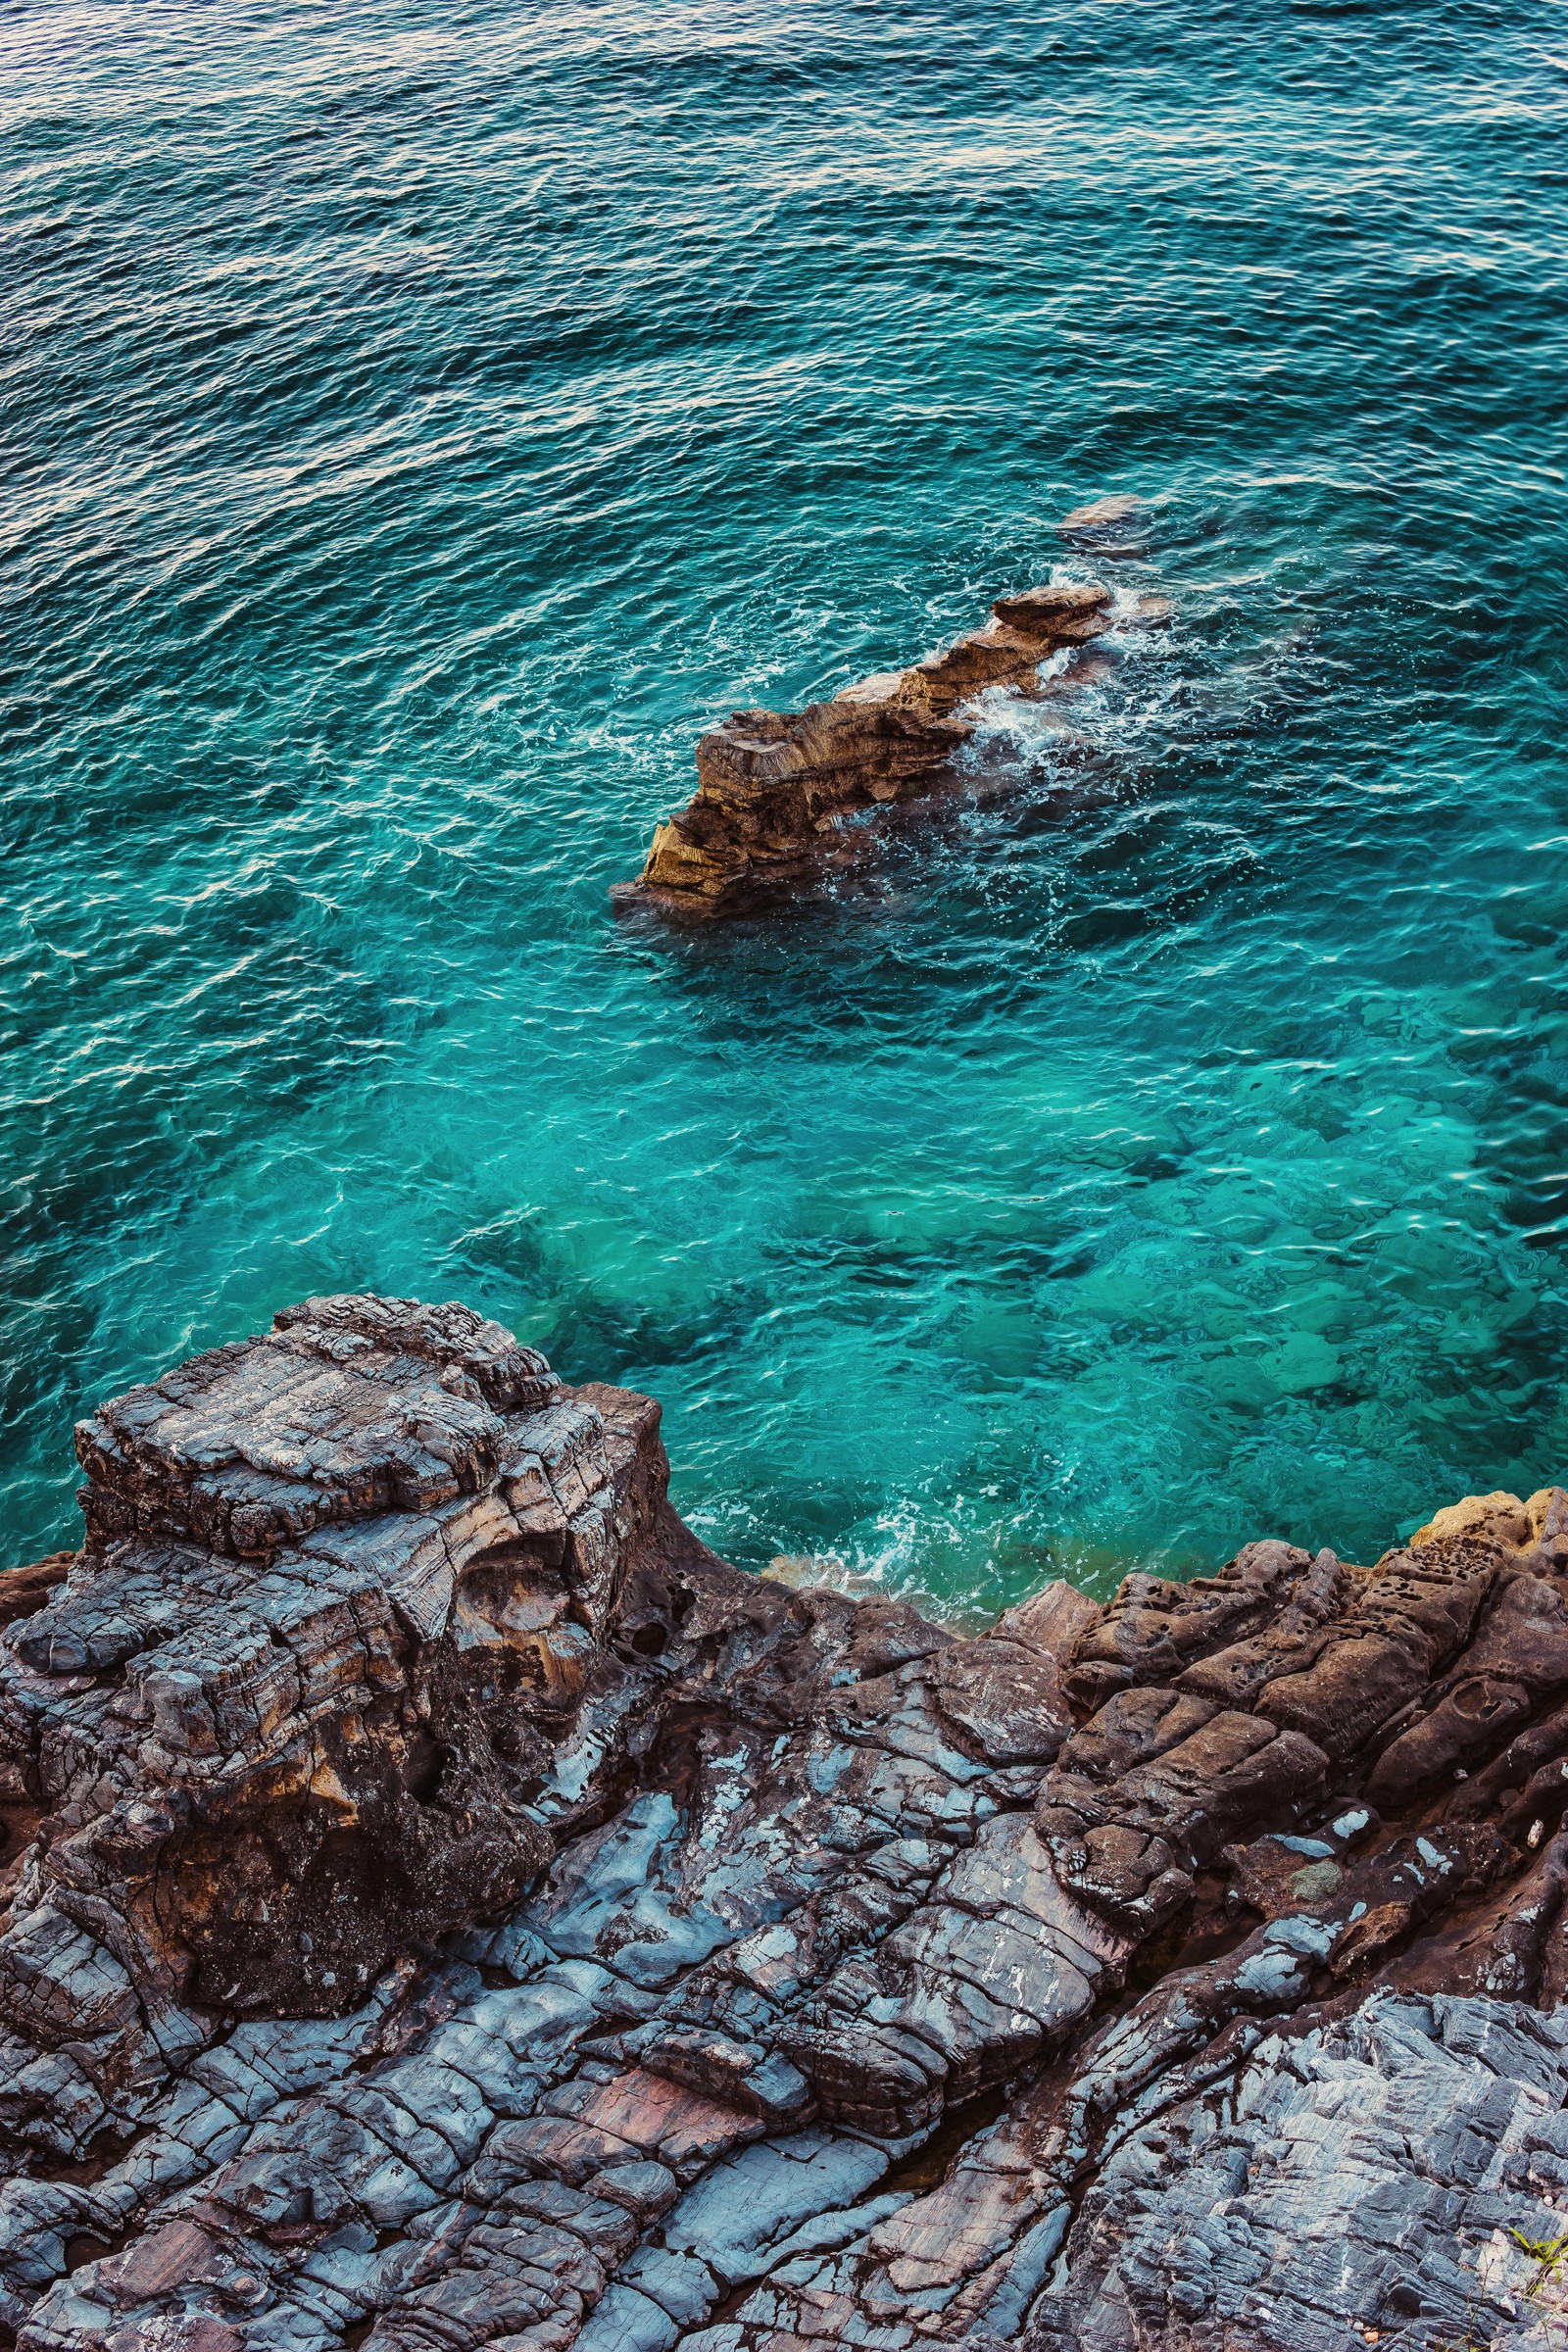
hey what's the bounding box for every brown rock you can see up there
[612,574,1155,920]
[1410,1488,1530,1551]
[0,1552,74,1631]
[993,1576,1102,1663]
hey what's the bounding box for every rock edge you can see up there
[4,1298,1568,2351]
[612,537,1173,920]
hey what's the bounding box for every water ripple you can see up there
[3,0,1567,1615]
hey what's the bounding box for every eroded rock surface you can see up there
[5,1304,1568,2350]
[612,558,1173,920]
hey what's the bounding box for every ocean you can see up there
[5,0,1567,1617]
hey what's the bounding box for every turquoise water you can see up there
[5,1,1568,1617]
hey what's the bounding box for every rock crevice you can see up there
[4,1300,1568,2351]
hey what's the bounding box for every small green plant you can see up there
[1508,2228,1568,2330]
[1427,2224,1568,2350]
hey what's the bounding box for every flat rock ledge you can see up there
[4,1302,1568,2350]
[611,548,1173,921]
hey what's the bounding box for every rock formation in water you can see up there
[6,1301,1568,2349]
[611,563,1172,921]
[1057,494,1154,558]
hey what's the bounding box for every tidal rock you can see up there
[612,557,1170,921]
[1058,491,1153,555]
[7,1302,1568,2351]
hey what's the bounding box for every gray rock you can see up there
[8,1308,1568,2352]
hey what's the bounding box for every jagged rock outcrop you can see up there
[6,1303,1568,2350]
[612,558,1173,920]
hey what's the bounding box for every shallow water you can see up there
[5,0,1568,1616]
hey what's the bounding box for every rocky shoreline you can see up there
[611,502,1172,921]
[3,1296,1568,2349]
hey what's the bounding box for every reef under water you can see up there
[5,0,1568,1614]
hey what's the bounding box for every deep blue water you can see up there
[5,0,1568,1617]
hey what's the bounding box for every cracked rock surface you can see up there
[5,1305,1568,2349]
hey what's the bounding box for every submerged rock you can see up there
[5,1297,1568,2348]
[1058,491,1154,556]
[612,549,1171,922]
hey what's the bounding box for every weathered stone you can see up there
[992,1576,1102,1664]
[9,1298,1568,2352]
[612,529,1173,920]
[0,1553,74,1634]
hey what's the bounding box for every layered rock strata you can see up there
[4,1310,1568,2349]
[612,569,1171,921]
